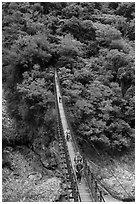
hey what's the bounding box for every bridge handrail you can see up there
[54,71,81,201]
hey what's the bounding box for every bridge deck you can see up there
[55,72,93,202]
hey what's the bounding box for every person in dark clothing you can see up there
[75,162,84,184]
[65,128,71,141]
[74,152,83,165]
[59,96,62,103]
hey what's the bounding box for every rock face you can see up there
[2,146,62,202]
[32,136,58,170]
[2,97,16,146]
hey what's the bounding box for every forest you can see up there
[2,2,135,202]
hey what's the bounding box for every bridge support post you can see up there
[90,172,94,184]
[94,180,98,202]
[87,165,90,175]
[99,190,103,202]
[72,181,79,202]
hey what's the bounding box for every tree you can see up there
[2,1,134,155]
[106,49,128,72]
[62,3,83,18]
[93,22,122,46]
[116,2,135,20]
[61,17,96,42]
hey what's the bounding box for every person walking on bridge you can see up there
[74,152,83,165]
[59,96,62,103]
[74,152,84,184]
[74,161,84,184]
[65,128,71,141]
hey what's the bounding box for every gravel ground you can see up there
[2,146,63,202]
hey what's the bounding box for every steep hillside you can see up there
[2,2,135,201]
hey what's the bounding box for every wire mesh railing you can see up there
[54,71,81,202]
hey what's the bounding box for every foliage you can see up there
[116,2,135,20]
[2,2,135,153]
[61,17,96,42]
[93,22,122,46]
[57,34,84,57]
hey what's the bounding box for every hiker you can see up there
[74,161,84,184]
[65,128,71,141]
[59,96,62,103]
[74,152,83,165]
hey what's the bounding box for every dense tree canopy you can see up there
[3,2,135,153]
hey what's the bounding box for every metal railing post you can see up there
[95,180,98,202]
[87,165,90,175]
[99,190,103,202]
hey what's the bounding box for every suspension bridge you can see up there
[54,69,122,202]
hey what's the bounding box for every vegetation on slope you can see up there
[2,2,135,201]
